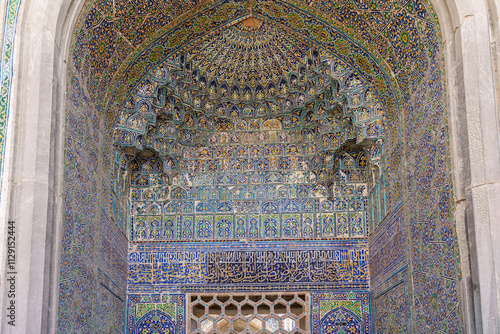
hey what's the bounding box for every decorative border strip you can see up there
[0,0,21,202]
[128,239,369,292]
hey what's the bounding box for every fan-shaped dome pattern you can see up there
[114,17,385,172]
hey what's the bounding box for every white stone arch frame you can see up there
[0,0,86,332]
[430,0,500,332]
[0,0,498,333]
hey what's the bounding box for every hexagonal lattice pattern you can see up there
[188,293,308,333]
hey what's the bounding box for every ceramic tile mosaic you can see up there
[368,205,411,332]
[114,16,386,243]
[126,293,185,334]
[60,67,129,332]
[368,203,406,288]
[58,0,464,331]
[127,150,369,241]
[96,277,126,333]
[371,266,411,333]
[128,239,369,293]
[99,210,128,292]
[311,291,371,333]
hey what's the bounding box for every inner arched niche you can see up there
[114,17,384,244]
[59,0,464,333]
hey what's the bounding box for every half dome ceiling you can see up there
[113,16,385,173]
[74,0,412,116]
[69,0,442,178]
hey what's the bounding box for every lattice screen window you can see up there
[188,292,309,333]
